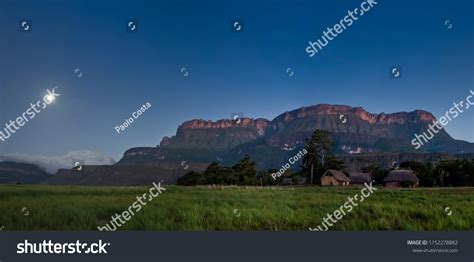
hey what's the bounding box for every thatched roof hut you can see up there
[321,169,350,186]
[383,169,419,187]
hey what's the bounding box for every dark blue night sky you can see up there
[0,0,473,160]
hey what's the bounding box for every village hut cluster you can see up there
[320,169,419,188]
[280,169,420,188]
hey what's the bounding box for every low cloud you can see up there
[0,150,116,174]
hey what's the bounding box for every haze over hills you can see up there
[118,104,474,171]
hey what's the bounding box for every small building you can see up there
[321,169,350,186]
[349,172,372,185]
[383,169,419,188]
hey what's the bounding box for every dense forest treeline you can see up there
[178,130,474,187]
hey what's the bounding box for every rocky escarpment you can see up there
[160,118,269,150]
[266,104,444,150]
[272,104,436,126]
[117,104,474,172]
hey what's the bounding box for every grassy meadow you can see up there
[0,185,473,231]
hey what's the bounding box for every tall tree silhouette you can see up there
[303,130,332,184]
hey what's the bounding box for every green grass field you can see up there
[0,185,473,231]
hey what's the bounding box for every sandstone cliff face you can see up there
[166,105,439,151]
[266,105,447,152]
[161,118,270,150]
[117,104,474,172]
[178,118,269,131]
[272,105,436,125]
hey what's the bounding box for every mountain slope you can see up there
[118,104,474,171]
[0,161,52,184]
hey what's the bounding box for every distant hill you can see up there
[0,161,52,184]
[118,104,474,171]
[45,165,187,186]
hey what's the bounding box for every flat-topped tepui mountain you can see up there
[4,104,471,186]
[118,104,474,171]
